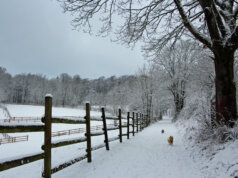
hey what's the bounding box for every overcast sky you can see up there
[0,0,145,79]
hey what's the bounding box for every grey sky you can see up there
[0,0,145,79]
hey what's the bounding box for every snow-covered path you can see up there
[53,117,205,178]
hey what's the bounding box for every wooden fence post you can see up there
[140,113,142,130]
[86,103,92,162]
[127,112,130,139]
[144,115,147,128]
[132,112,135,136]
[142,114,144,130]
[136,113,139,133]
[144,114,146,128]
[139,113,141,131]
[118,108,122,143]
[146,115,149,127]
[140,113,141,131]
[146,115,148,127]
[44,94,52,178]
[145,115,147,127]
[101,107,109,150]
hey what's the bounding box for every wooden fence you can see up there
[52,128,85,137]
[0,133,29,145]
[52,125,107,137]
[0,135,29,144]
[0,95,149,178]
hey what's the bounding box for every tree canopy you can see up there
[58,0,238,52]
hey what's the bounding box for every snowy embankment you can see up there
[180,120,238,178]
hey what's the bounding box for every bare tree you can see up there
[136,65,156,124]
[59,73,73,107]
[58,0,238,127]
[152,41,201,120]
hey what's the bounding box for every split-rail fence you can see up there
[0,95,149,178]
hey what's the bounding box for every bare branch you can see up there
[174,0,212,49]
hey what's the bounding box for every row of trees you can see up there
[0,64,168,121]
[0,67,155,115]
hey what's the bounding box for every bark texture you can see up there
[214,48,237,127]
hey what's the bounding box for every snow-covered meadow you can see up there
[0,104,123,178]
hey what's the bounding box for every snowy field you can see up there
[0,104,122,178]
[0,104,111,160]
[1,104,238,178]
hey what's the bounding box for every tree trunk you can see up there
[214,49,237,127]
[174,92,184,114]
[210,94,216,127]
[173,92,184,121]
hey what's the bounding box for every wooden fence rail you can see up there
[0,125,44,133]
[51,124,118,137]
[0,152,44,172]
[51,128,86,137]
[0,95,149,178]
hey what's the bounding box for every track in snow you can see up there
[53,117,205,178]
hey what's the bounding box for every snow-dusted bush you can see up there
[179,91,238,146]
[178,92,210,121]
[196,119,238,144]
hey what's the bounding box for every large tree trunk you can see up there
[214,49,237,127]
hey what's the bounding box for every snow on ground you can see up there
[0,108,6,119]
[1,104,236,177]
[174,117,238,178]
[51,117,206,178]
[1,114,207,178]
[0,104,124,178]
[0,107,9,119]
[0,104,116,163]
[209,141,238,177]
[4,104,101,118]
[182,130,238,178]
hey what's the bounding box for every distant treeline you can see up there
[0,67,139,111]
